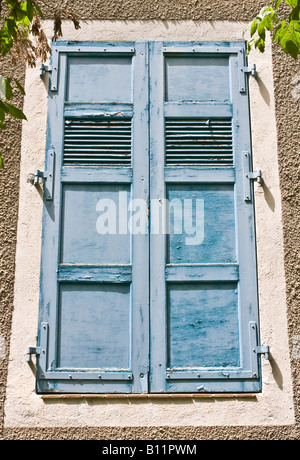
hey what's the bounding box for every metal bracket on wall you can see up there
[27,346,41,363]
[238,47,257,93]
[243,64,257,77]
[40,63,53,77]
[33,149,55,201]
[255,346,270,360]
[243,151,263,202]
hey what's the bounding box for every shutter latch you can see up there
[27,346,41,363]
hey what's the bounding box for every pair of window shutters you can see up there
[37,41,262,394]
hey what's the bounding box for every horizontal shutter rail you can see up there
[162,46,241,54]
[61,167,133,183]
[165,264,239,282]
[165,118,233,166]
[64,118,132,166]
[164,102,233,118]
[58,264,132,283]
[165,369,254,380]
[40,371,133,381]
[165,167,235,183]
[64,103,134,119]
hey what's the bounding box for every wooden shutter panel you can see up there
[149,42,261,393]
[37,43,149,393]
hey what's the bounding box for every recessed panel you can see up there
[165,56,230,102]
[168,283,240,369]
[67,56,132,102]
[61,184,131,264]
[167,184,236,264]
[58,284,131,369]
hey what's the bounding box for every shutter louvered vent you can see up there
[64,119,132,166]
[165,119,233,166]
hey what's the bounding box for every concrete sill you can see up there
[41,393,258,400]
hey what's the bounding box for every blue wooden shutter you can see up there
[149,42,261,393]
[37,42,149,393]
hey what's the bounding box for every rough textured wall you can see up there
[0,0,299,440]
[0,56,24,432]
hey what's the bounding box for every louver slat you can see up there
[64,119,132,166]
[165,119,233,166]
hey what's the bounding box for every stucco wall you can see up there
[0,0,300,440]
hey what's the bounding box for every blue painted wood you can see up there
[67,56,133,103]
[164,102,233,118]
[149,41,261,394]
[37,42,149,394]
[165,56,230,102]
[167,282,240,368]
[61,184,131,265]
[37,41,262,394]
[165,264,239,282]
[58,283,131,369]
[57,265,132,283]
[167,184,236,264]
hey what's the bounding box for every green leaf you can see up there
[33,1,44,18]
[0,121,7,129]
[282,28,300,58]
[258,21,266,40]
[26,0,35,21]
[250,20,258,37]
[3,77,13,100]
[263,15,274,31]
[275,0,283,8]
[0,153,4,169]
[289,6,300,20]
[0,27,14,55]
[0,108,5,122]
[255,37,266,52]
[6,18,18,39]
[0,100,27,120]
[14,79,25,96]
[285,0,298,7]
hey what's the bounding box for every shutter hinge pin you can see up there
[246,170,263,185]
[27,346,41,362]
[34,169,48,186]
[243,64,257,77]
[40,63,53,77]
[254,345,270,360]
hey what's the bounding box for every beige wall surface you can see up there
[0,0,300,441]
[2,19,296,432]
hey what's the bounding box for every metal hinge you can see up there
[27,346,41,362]
[247,170,263,184]
[238,47,257,93]
[243,64,257,77]
[33,149,55,200]
[40,63,53,77]
[243,152,263,202]
[255,346,270,360]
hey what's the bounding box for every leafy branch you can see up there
[244,0,300,59]
[0,1,80,169]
